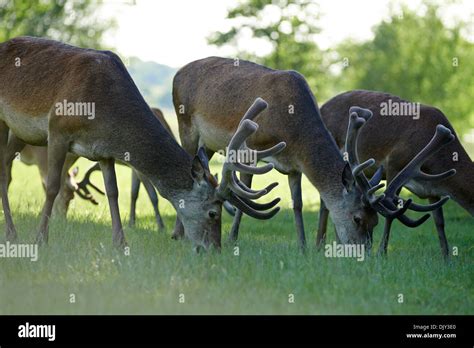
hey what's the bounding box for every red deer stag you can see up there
[0,37,283,250]
[320,90,472,257]
[171,57,438,251]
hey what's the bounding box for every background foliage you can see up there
[334,4,474,131]
[209,0,474,132]
[208,0,333,100]
[0,0,114,48]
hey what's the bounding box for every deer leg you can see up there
[227,173,253,243]
[35,140,69,244]
[0,122,19,241]
[100,159,126,248]
[5,133,26,190]
[171,218,185,240]
[129,170,140,228]
[289,172,306,251]
[139,173,165,232]
[316,198,329,250]
[377,218,393,256]
[429,197,449,259]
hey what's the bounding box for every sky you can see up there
[100,0,474,68]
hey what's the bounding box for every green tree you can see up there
[208,0,333,100]
[0,0,115,48]
[334,3,474,132]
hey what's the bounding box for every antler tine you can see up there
[369,165,384,186]
[229,174,275,200]
[223,200,237,216]
[349,106,373,121]
[367,182,385,195]
[226,193,281,220]
[385,125,455,198]
[397,212,431,228]
[76,162,105,205]
[217,97,285,220]
[415,169,456,181]
[231,171,279,198]
[239,196,281,211]
[239,97,268,125]
[399,195,450,212]
[255,142,286,160]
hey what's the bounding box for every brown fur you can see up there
[151,107,175,140]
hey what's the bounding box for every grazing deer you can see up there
[0,37,283,250]
[7,144,91,216]
[172,57,441,251]
[319,90,473,257]
[77,107,176,232]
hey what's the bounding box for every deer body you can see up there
[0,37,281,249]
[320,90,474,256]
[173,57,378,249]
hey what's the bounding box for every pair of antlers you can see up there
[199,98,286,219]
[345,106,456,240]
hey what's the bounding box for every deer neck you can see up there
[122,115,194,207]
[298,119,347,209]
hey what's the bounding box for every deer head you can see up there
[177,98,286,251]
[342,106,456,251]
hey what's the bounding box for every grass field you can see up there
[0,115,473,315]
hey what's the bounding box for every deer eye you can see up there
[353,215,362,225]
[208,210,218,219]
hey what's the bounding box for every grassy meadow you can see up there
[0,114,473,315]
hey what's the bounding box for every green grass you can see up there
[0,153,472,315]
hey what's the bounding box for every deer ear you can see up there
[191,155,206,182]
[342,162,355,191]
